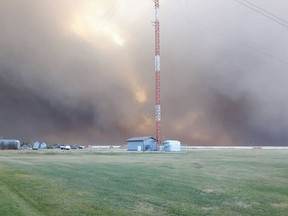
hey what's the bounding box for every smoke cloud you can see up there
[1,0,288,145]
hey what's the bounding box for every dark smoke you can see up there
[1,1,288,145]
[0,70,96,138]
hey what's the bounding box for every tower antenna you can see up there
[154,0,161,147]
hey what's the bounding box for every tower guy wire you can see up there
[235,0,288,29]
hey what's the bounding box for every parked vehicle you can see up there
[60,145,71,150]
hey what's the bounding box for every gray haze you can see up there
[1,0,288,145]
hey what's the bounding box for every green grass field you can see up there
[0,150,288,216]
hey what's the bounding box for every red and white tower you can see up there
[154,0,161,146]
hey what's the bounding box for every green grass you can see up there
[0,150,288,216]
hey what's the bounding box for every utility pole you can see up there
[154,0,161,147]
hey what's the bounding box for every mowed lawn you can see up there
[0,150,288,216]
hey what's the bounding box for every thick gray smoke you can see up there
[1,0,288,145]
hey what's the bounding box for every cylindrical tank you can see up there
[163,140,181,152]
[0,140,21,149]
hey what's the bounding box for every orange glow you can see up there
[68,2,125,47]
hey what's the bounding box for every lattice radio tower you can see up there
[154,0,161,146]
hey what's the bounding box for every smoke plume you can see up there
[1,0,288,145]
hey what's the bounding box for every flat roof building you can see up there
[126,136,157,151]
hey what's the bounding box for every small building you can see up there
[163,140,181,152]
[33,142,40,150]
[127,136,157,151]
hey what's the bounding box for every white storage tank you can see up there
[0,139,21,149]
[163,140,181,152]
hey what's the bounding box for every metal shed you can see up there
[127,136,157,151]
[33,141,40,150]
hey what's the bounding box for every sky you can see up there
[1,0,288,145]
